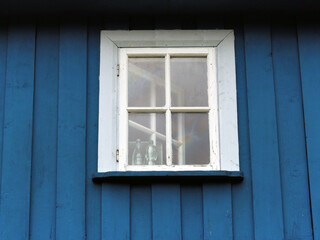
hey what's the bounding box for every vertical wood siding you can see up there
[0,17,318,239]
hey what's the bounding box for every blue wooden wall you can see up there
[0,17,318,239]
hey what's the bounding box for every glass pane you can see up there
[171,57,208,107]
[128,113,166,166]
[128,58,165,107]
[172,113,210,165]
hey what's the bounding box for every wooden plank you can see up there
[0,25,7,197]
[152,184,182,240]
[130,185,152,240]
[244,20,284,239]
[101,19,131,240]
[297,19,320,239]
[181,185,203,240]
[56,22,87,239]
[86,23,102,240]
[101,184,130,240]
[272,22,313,240]
[29,24,59,240]
[93,171,243,183]
[102,30,232,48]
[203,184,233,240]
[229,23,254,240]
[0,24,35,239]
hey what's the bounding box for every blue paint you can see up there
[297,20,320,239]
[56,23,87,240]
[130,185,152,240]
[0,18,319,240]
[203,184,233,240]
[271,22,313,239]
[244,20,285,239]
[101,184,130,240]
[93,170,244,182]
[0,24,35,239]
[0,25,7,199]
[85,24,102,240]
[231,23,255,240]
[29,24,59,240]
[152,184,182,240]
[181,185,203,240]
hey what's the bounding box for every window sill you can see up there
[92,171,243,184]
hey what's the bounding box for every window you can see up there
[98,30,239,173]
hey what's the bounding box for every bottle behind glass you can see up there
[145,140,158,165]
[132,139,143,165]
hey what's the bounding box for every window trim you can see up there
[98,30,239,172]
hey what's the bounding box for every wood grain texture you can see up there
[56,23,87,240]
[229,22,254,240]
[181,185,203,240]
[244,19,285,239]
[152,184,182,240]
[86,23,102,240]
[130,185,152,240]
[297,19,320,239]
[29,24,59,240]
[0,25,7,199]
[101,18,131,240]
[0,18,318,240]
[203,184,233,240]
[0,24,35,239]
[272,22,313,240]
[101,183,130,240]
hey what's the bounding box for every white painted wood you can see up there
[98,33,118,172]
[165,54,172,166]
[217,31,240,171]
[102,30,233,48]
[169,107,210,112]
[208,48,220,170]
[124,47,210,55]
[125,165,214,171]
[127,107,167,113]
[99,30,240,172]
[118,49,129,171]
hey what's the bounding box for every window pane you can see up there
[128,113,166,165]
[128,58,165,107]
[171,57,208,107]
[172,113,210,165]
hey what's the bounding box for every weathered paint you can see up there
[0,17,317,240]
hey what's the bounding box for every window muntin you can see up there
[118,48,219,171]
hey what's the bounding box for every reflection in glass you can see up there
[172,113,210,165]
[171,57,208,107]
[128,58,165,107]
[128,113,166,165]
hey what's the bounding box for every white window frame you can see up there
[98,30,239,172]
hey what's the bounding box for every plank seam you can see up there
[242,21,256,239]
[0,24,8,206]
[180,185,183,240]
[270,23,286,239]
[28,22,37,240]
[85,22,88,240]
[295,18,315,239]
[54,22,61,240]
[201,184,204,240]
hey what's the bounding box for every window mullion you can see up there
[165,53,172,166]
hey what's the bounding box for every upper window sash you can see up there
[118,48,219,171]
